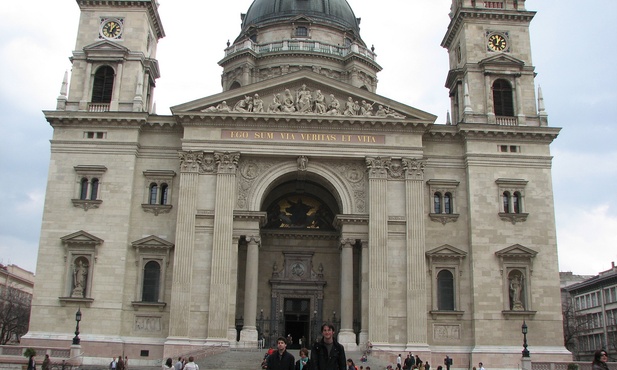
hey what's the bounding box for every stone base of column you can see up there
[358,331,369,350]
[337,329,358,351]
[240,326,259,345]
[521,357,531,370]
[69,345,82,365]
[228,327,238,341]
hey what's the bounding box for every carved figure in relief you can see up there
[201,101,230,113]
[233,95,252,112]
[296,84,313,113]
[327,94,341,115]
[253,94,264,113]
[297,156,308,171]
[282,89,296,112]
[268,93,283,112]
[361,100,375,116]
[344,97,356,116]
[314,90,326,114]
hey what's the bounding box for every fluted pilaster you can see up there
[366,156,390,343]
[207,152,240,340]
[402,158,428,345]
[338,238,355,345]
[168,151,203,337]
[359,240,369,346]
[240,236,260,343]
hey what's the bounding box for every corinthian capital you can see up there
[366,156,390,178]
[402,158,425,180]
[179,151,204,173]
[214,151,240,174]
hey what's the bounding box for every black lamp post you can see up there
[521,320,530,357]
[72,308,82,345]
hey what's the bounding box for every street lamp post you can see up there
[72,308,82,345]
[521,320,530,357]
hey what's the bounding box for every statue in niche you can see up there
[297,156,308,171]
[509,272,525,311]
[71,259,89,297]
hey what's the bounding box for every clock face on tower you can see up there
[487,33,508,52]
[100,19,123,40]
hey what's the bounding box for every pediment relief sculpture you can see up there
[200,83,406,119]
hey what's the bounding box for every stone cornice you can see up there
[174,113,431,133]
[458,125,560,142]
[260,229,339,240]
[44,111,151,127]
[441,8,536,49]
[76,0,165,39]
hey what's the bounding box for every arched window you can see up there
[160,183,169,205]
[437,270,455,310]
[91,66,115,103]
[503,191,511,213]
[90,178,99,200]
[513,191,522,213]
[493,79,514,116]
[434,193,442,214]
[149,183,158,204]
[142,261,161,302]
[80,178,89,200]
[444,193,452,214]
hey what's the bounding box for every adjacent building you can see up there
[0,264,35,343]
[565,263,617,360]
[23,0,570,367]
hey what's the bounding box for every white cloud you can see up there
[557,204,617,275]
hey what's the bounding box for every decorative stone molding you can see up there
[498,212,529,224]
[71,199,103,211]
[141,204,173,216]
[215,151,240,174]
[402,158,425,180]
[179,151,204,173]
[131,301,166,311]
[366,156,390,178]
[432,323,462,339]
[429,213,460,225]
[386,158,404,179]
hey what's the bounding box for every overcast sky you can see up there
[0,0,615,276]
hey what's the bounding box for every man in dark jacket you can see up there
[310,323,347,370]
[266,337,295,370]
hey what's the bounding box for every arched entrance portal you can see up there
[236,177,354,348]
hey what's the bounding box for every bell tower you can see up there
[58,0,165,113]
[441,0,547,126]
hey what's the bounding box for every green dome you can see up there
[240,0,361,37]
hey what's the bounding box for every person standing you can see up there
[174,357,183,370]
[592,350,609,370]
[183,357,199,370]
[478,363,485,370]
[27,355,36,370]
[295,348,310,370]
[267,337,295,370]
[397,355,402,369]
[310,323,347,370]
[42,355,50,370]
[117,356,125,370]
[110,357,117,370]
[163,358,173,370]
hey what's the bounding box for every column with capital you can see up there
[240,236,260,344]
[168,151,203,338]
[365,157,390,343]
[402,158,428,347]
[207,152,240,341]
[337,238,356,347]
[358,240,369,346]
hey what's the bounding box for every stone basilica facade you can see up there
[24,0,570,367]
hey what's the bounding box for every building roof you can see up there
[565,262,617,293]
[240,0,361,38]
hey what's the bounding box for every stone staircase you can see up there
[195,349,389,370]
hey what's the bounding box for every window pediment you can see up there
[495,244,538,275]
[83,40,130,61]
[61,230,104,260]
[426,244,467,259]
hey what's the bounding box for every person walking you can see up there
[183,357,199,370]
[266,337,295,370]
[310,323,347,370]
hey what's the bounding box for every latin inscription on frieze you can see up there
[222,130,385,144]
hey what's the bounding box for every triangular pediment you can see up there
[426,244,467,258]
[82,40,130,60]
[495,244,538,259]
[171,70,436,123]
[131,235,174,250]
[479,54,525,68]
[61,230,104,246]
[291,15,314,23]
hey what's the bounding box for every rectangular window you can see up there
[84,131,106,139]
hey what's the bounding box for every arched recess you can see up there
[246,161,354,214]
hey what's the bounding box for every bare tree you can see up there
[0,284,32,344]
[562,298,590,360]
